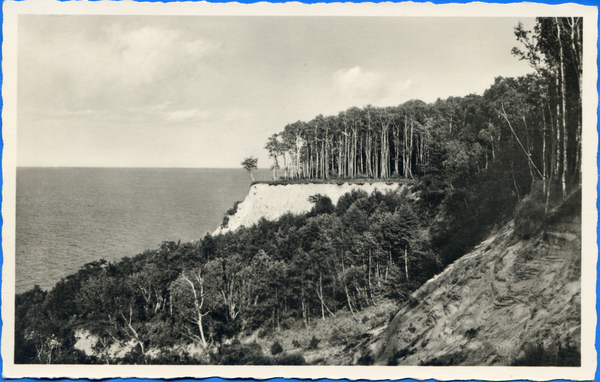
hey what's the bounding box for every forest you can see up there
[265,18,582,204]
[14,17,583,365]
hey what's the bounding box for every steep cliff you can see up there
[368,209,581,366]
[215,182,408,235]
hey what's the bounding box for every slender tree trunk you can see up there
[404,247,409,282]
[556,18,568,197]
[316,272,335,319]
[393,126,400,176]
[568,17,583,184]
[367,249,372,299]
[343,283,355,315]
[542,110,547,194]
[409,116,414,179]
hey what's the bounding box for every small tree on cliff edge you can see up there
[242,156,258,181]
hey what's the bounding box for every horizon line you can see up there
[15,166,273,170]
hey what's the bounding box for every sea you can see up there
[15,167,271,294]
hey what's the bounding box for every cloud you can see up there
[165,108,212,123]
[334,67,383,99]
[19,22,221,112]
[333,66,412,107]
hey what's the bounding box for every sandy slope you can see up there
[370,213,581,366]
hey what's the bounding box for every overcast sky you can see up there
[17,15,536,168]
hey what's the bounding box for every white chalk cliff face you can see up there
[215,182,407,235]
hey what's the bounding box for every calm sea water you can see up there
[15,167,271,294]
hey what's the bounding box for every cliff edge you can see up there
[215,182,408,235]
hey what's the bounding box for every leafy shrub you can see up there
[257,328,269,339]
[227,201,242,216]
[514,182,546,239]
[388,347,416,364]
[270,341,283,355]
[149,350,200,365]
[292,339,302,348]
[220,216,230,229]
[465,327,479,340]
[511,340,580,366]
[418,351,467,366]
[336,189,369,215]
[308,194,335,216]
[273,353,307,365]
[221,201,243,228]
[357,352,374,365]
[310,357,326,365]
[219,342,271,365]
[307,335,320,350]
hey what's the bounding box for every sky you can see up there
[17,15,536,168]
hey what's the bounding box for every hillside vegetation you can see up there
[14,18,582,365]
[369,190,581,366]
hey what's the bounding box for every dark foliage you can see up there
[308,194,335,216]
[511,340,580,366]
[418,351,468,366]
[270,341,283,355]
[357,352,374,365]
[219,342,271,365]
[514,181,547,239]
[272,353,306,365]
[307,336,320,350]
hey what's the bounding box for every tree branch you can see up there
[496,104,544,180]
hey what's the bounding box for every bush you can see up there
[292,339,302,348]
[149,350,200,365]
[220,215,230,229]
[219,342,271,365]
[514,182,546,239]
[388,347,416,365]
[465,327,479,340]
[308,194,335,216]
[511,340,580,366]
[273,353,306,365]
[357,352,374,365]
[270,341,283,355]
[227,201,242,216]
[257,328,269,339]
[307,335,320,350]
[221,200,243,228]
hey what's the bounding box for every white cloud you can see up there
[19,23,220,112]
[334,67,383,99]
[165,108,212,123]
[333,66,412,107]
[185,39,220,56]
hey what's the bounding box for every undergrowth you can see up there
[511,339,580,366]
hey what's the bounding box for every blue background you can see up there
[0,0,597,381]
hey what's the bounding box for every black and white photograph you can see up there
[2,1,597,380]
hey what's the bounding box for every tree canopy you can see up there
[263,17,582,206]
[241,156,259,181]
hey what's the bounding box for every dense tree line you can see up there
[15,188,440,364]
[265,17,582,204]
